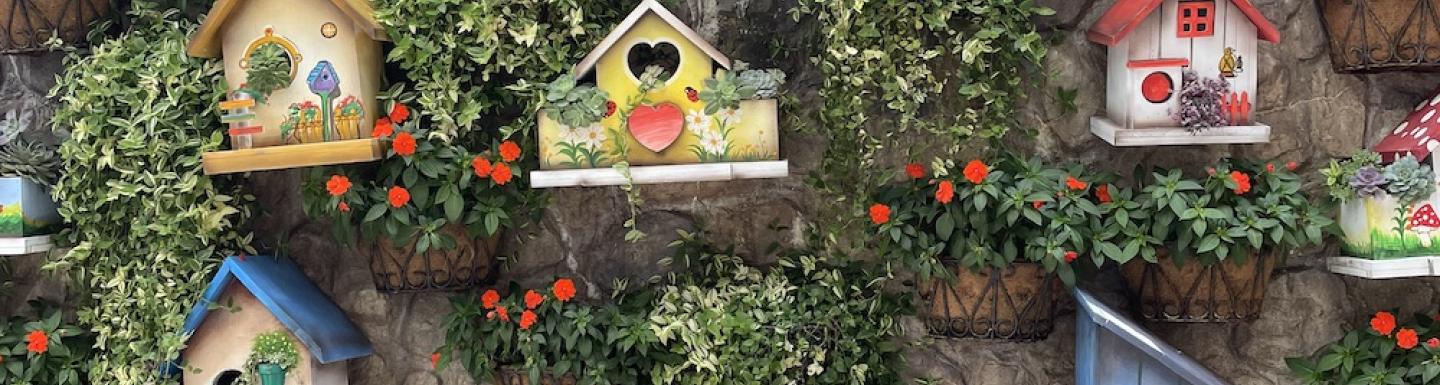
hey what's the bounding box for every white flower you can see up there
[685,109,712,135]
[806,362,824,376]
[576,123,606,150]
[700,130,727,155]
[717,107,741,125]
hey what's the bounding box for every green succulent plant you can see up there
[0,139,60,185]
[543,74,610,129]
[1384,155,1435,207]
[733,61,785,99]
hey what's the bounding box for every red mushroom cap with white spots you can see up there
[1410,204,1440,230]
[1375,88,1440,164]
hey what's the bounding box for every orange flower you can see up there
[393,131,417,156]
[935,181,955,204]
[430,352,440,369]
[869,203,890,225]
[519,310,538,330]
[1398,328,1419,349]
[390,103,411,124]
[553,278,576,302]
[1286,161,1298,171]
[495,306,510,322]
[962,160,988,185]
[338,201,350,213]
[326,175,351,196]
[25,330,46,354]
[524,290,544,310]
[388,186,410,208]
[1065,176,1088,191]
[1096,185,1112,203]
[1372,311,1396,336]
[1032,200,1044,209]
[1230,171,1251,195]
[491,163,513,186]
[499,141,522,162]
[904,163,925,179]
[1064,251,1078,263]
[472,157,493,178]
[371,117,394,138]
[481,289,500,309]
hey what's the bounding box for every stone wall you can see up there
[4,1,1440,384]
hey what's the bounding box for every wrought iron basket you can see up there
[1319,0,1440,73]
[917,262,1060,340]
[1120,253,1274,322]
[368,225,499,292]
[0,0,108,53]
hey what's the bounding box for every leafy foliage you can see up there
[1322,149,1384,202]
[1288,311,1440,385]
[248,332,299,370]
[0,302,93,385]
[243,43,291,101]
[45,4,253,384]
[543,74,609,129]
[733,61,786,100]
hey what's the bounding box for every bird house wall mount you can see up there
[529,0,788,188]
[189,0,389,174]
[1087,0,1280,146]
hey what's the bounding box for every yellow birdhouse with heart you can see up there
[531,0,787,188]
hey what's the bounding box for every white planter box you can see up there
[1327,256,1440,279]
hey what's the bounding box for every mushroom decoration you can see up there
[1409,204,1440,247]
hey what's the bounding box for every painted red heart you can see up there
[628,102,685,152]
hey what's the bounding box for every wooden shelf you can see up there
[0,235,52,255]
[529,160,788,188]
[1090,116,1270,146]
[202,139,383,175]
[1327,256,1440,279]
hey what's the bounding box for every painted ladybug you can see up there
[685,87,699,102]
[604,100,617,117]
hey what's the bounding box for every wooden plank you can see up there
[1091,116,1270,146]
[201,138,383,175]
[220,113,257,123]
[219,99,256,109]
[1328,256,1439,279]
[530,160,789,188]
[0,235,53,255]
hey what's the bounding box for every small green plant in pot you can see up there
[1323,150,1440,260]
[0,139,63,237]
[249,331,299,385]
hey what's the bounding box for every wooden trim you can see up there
[0,235,53,256]
[187,0,389,58]
[572,0,731,77]
[201,138,383,175]
[529,160,788,188]
[1127,58,1190,68]
[1327,256,1440,279]
[1090,116,1270,146]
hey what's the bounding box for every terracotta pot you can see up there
[369,225,500,292]
[1120,252,1274,322]
[1319,0,1440,73]
[494,366,577,385]
[917,263,1059,340]
[0,0,108,53]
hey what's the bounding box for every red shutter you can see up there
[1177,1,1216,38]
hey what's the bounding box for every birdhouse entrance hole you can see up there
[626,41,679,83]
[213,369,242,385]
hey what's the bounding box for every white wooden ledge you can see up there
[529,160,788,188]
[1091,116,1271,146]
[0,235,52,255]
[1327,256,1440,279]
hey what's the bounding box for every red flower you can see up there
[495,306,510,322]
[905,163,925,179]
[25,330,46,354]
[1032,200,1044,209]
[1066,176,1088,191]
[389,103,411,124]
[338,201,350,213]
[1428,338,1440,349]
[524,290,544,310]
[1096,184,1112,203]
[1371,311,1396,336]
[491,162,513,185]
[1265,163,1275,173]
[430,352,440,369]
[481,289,500,309]
[473,157,493,178]
[935,181,955,204]
[1064,251,1078,263]
[869,203,891,225]
[1398,328,1419,349]
[371,117,394,138]
[499,141,522,162]
[553,278,576,302]
[519,310,537,330]
[1286,161,1298,171]
[962,160,989,185]
[604,101,617,117]
[388,186,410,208]
[1230,171,1251,195]
[326,175,351,196]
[393,131,417,156]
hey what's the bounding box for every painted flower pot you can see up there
[256,363,286,385]
[494,365,577,385]
[1319,0,1440,73]
[0,177,60,237]
[369,224,500,292]
[1338,193,1440,259]
[916,262,1059,340]
[1121,251,1274,322]
[0,0,109,53]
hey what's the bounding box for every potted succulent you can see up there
[1324,150,1440,260]
[871,155,1106,339]
[0,139,62,238]
[1288,310,1440,384]
[305,101,539,292]
[248,331,299,385]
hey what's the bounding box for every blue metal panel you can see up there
[181,256,374,364]
[1073,288,1229,385]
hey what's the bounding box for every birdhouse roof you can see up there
[1073,288,1229,385]
[572,0,731,77]
[180,256,373,364]
[186,0,389,58]
[1374,89,1440,164]
[1087,0,1280,46]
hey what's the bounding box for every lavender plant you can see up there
[1171,70,1230,132]
[1349,166,1387,198]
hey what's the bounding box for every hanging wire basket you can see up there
[368,225,500,293]
[0,0,109,54]
[917,262,1060,340]
[1318,0,1440,73]
[1120,252,1274,322]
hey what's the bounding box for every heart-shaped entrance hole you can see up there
[627,41,679,82]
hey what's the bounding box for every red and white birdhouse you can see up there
[1087,0,1280,146]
